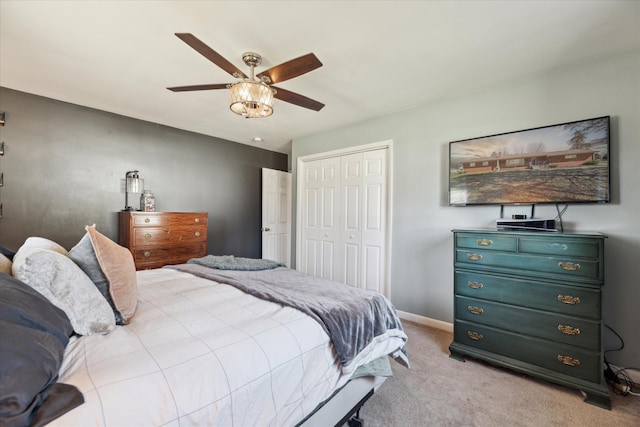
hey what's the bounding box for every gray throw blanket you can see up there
[168,263,408,374]
[188,255,285,271]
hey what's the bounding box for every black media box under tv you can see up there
[496,218,557,232]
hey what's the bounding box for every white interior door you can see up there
[300,157,341,279]
[262,168,292,266]
[297,143,390,296]
[360,149,387,293]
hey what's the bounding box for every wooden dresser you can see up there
[450,229,609,409]
[119,212,208,270]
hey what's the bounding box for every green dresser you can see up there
[449,229,610,409]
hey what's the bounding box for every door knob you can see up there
[262,228,271,232]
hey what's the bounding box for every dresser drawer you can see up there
[456,249,602,281]
[454,270,601,319]
[132,212,208,227]
[132,225,207,246]
[133,243,207,268]
[455,233,517,252]
[454,320,601,383]
[455,296,600,350]
[518,236,601,258]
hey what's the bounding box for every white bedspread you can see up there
[50,268,404,426]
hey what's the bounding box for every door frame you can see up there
[295,140,394,297]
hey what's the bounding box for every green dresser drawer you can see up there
[518,236,601,258]
[454,320,601,383]
[455,296,600,350]
[455,233,517,252]
[456,249,602,281]
[454,270,601,319]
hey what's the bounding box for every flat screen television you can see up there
[448,116,610,206]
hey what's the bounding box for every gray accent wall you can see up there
[292,50,640,368]
[0,87,287,256]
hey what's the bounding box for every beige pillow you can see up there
[0,253,11,275]
[85,225,138,323]
[11,249,115,335]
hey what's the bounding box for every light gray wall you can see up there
[292,50,640,368]
[0,88,287,256]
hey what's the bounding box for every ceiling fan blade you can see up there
[273,86,325,111]
[175,33,247,78]
[167,84,229,92]
[257,53,322,84]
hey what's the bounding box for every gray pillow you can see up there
[12,249,116,336]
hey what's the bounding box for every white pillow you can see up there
[11,237,68,279]
[15,236,68,255]
[12,249,116,336]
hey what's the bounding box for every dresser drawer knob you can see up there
[558,261,580,271]
[466,253,483,261]
[476,239,493,246]
[557,355,580,367]
[467,281,484,289]
[144,217,150,223]
[143,251,151,258]
[194,218,200,223]
[144,233,152,240]
[557,295,581,305]
[466,331,483,341]
[195,231,201,237]
[467,306,484,315]
[558,324,581,335]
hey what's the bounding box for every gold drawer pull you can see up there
[467,331,483,341]
[144,217,150,223]
[467,306,484,315]
[557,295,580,305]
[195,231,201,237]
[558,324,581,335]
[143,250,151,258]
[557,355,580,367]
[467,281,484,289]
[466,253,483,261]
[194,218,200,223]
[476,239,493,246]
[558,261,580,271]
[144,233,152,240]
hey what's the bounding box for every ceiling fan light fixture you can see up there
[229,80,275,118]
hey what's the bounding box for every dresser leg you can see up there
[449,347,466,362]
[583,390,611,410]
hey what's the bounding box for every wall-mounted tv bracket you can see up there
[500,204,535,219]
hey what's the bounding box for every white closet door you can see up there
[341,152,363,287]
[301,157,341,280]
[360,149,387,293]
[299,146,389,296]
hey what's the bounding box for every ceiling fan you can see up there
[167,33,325,118]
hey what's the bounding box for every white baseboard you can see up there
[397,310,453,333]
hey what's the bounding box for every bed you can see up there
[0,226,408,426]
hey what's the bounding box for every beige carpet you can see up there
[359,321,640,426]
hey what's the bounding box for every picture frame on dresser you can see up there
[449,229,610,409]
[119,211,208,270]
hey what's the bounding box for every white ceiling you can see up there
[1,1,639,154]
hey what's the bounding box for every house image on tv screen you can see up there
[460,149,598,173]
